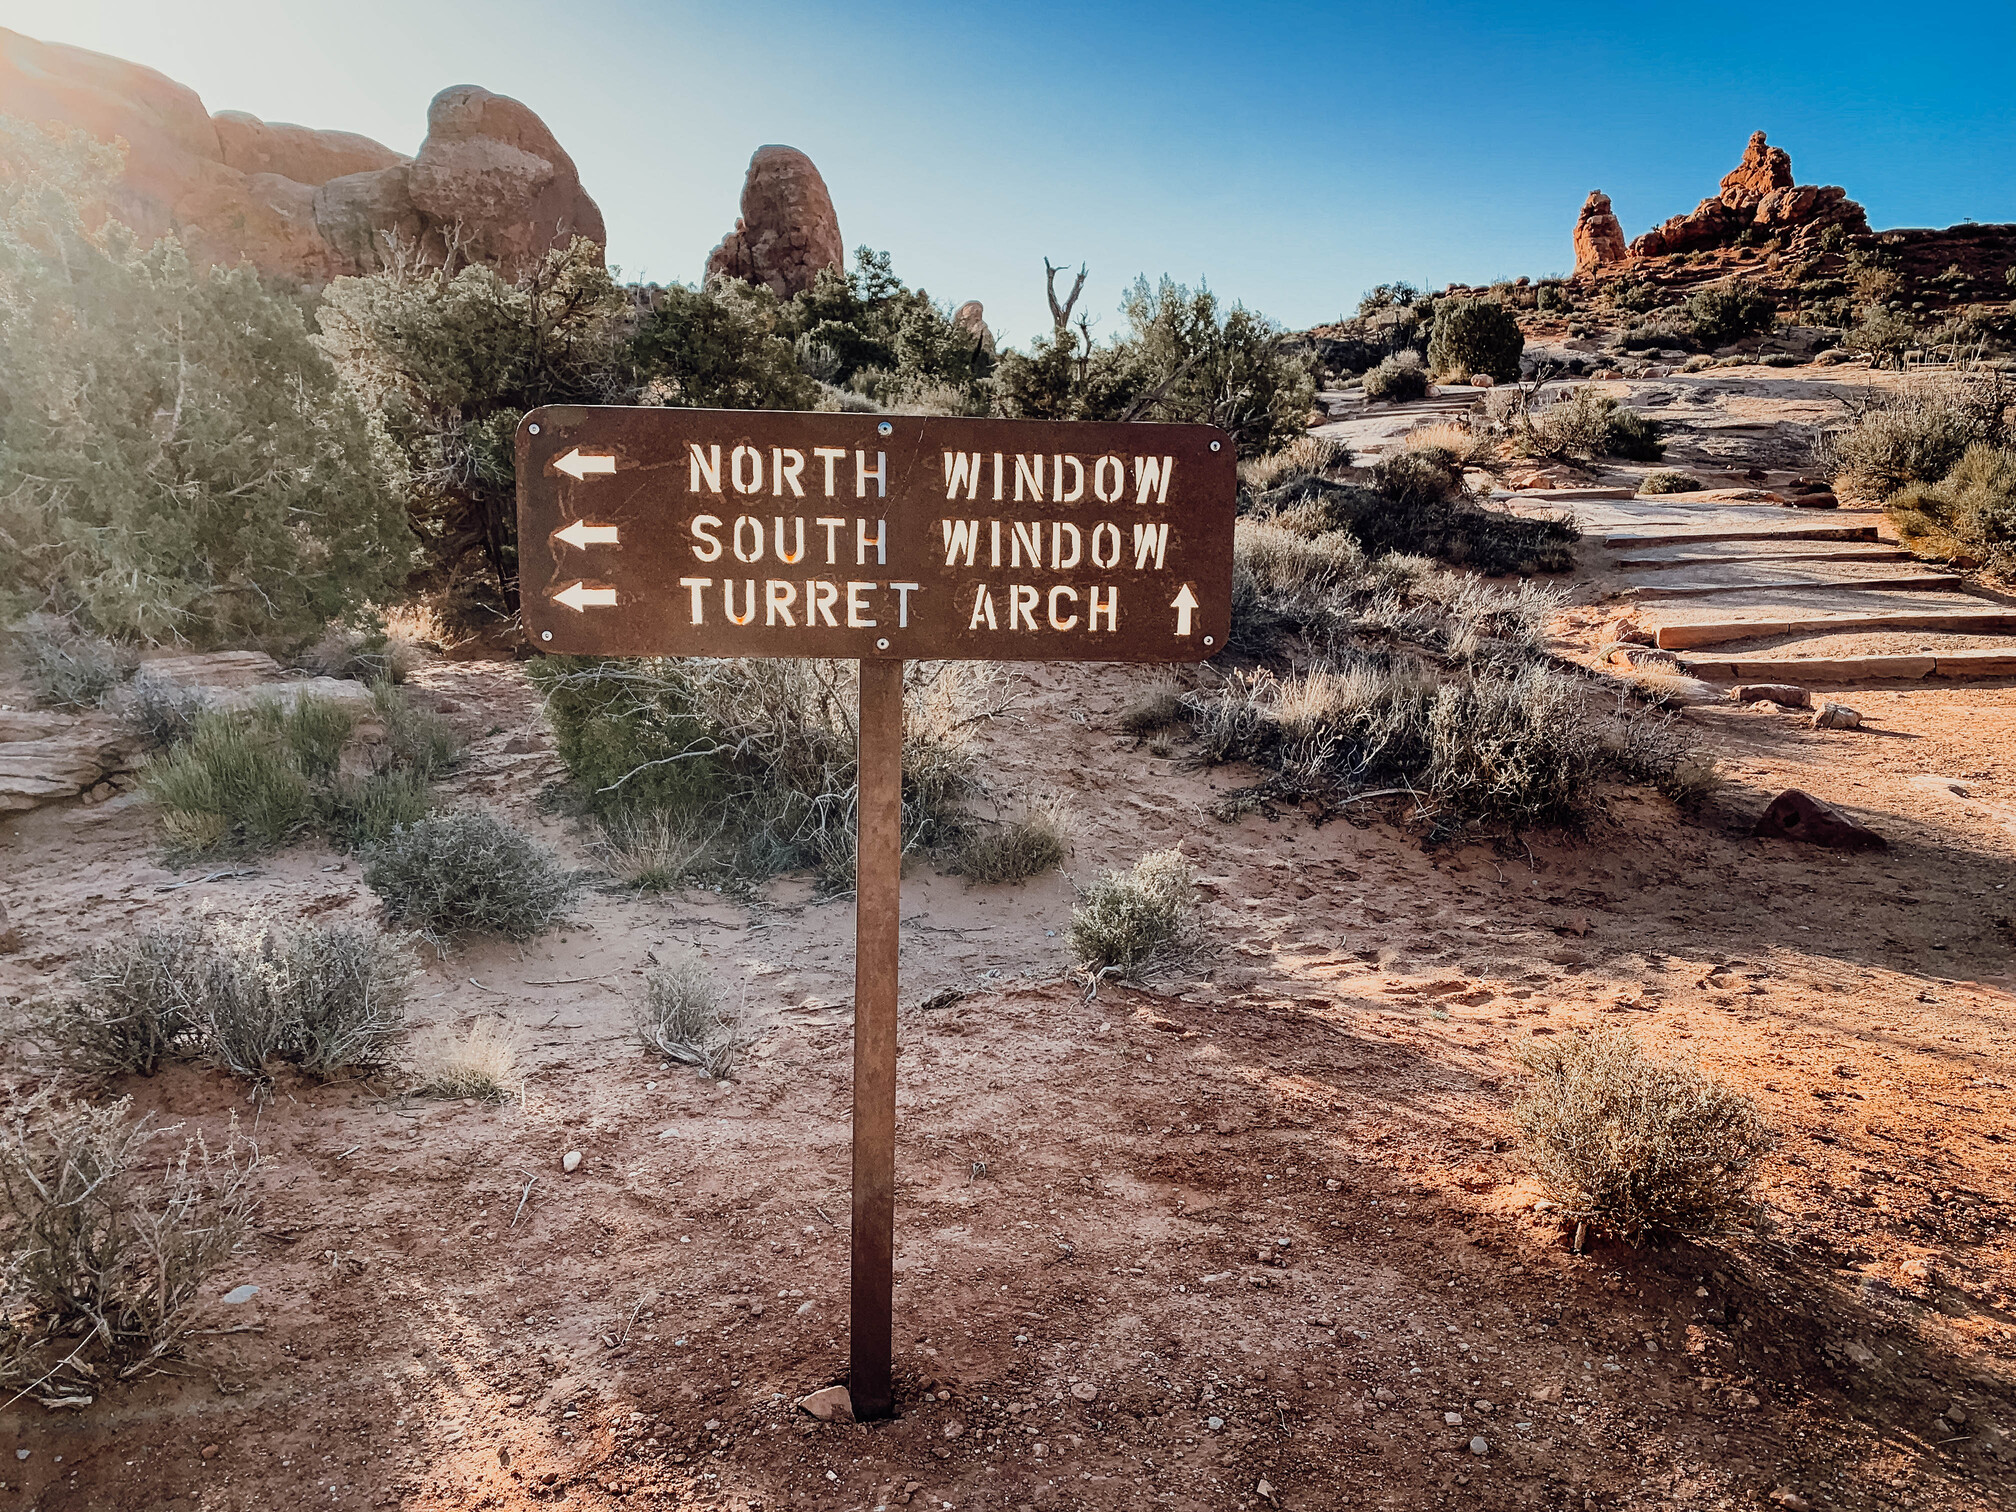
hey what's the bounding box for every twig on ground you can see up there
[512,1174,537,1229]
[155,870,259,892]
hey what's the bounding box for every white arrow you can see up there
[1170,583,1199,637]
[552,448,617,481]
[552,581,618,613]
[554,519,621,551]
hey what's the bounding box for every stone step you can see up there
[1629,569,1965,600]
[1613,543,1911,568]
[1605,523,1881,547]
[1679,649,2016,681]
[1654,608,2016,651]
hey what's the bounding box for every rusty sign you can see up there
[515,407,1236,661]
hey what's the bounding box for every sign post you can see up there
[517,406,1235,1419]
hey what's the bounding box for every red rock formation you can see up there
[705,145,844,298]
[0,27,603,282]
[1573,191,1628,273]
[1626,131,1866,259]
[953,300,995,356]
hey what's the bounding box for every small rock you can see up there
[1899,1257,1933,1282]
[1474,1400,1493,1413]
[1372,1388,1396,1403]
[562,1151,582,1173]
[200,1445,218,1460]
[1811,701,1863,730]
[797,1386,854,1423]
[1256,1477,1277,1502]
[221,1284,259,1305]
[0,897,19,953]
[497,1446,511,1468]
[943,1421,964,1439]
[1769,1490,1813,1512]
[1469,1436,1489,1457]
[1754,789,1886,851]
[15,1450,28,1461]
[1945,1404,1970,1425]
[501,735,541,755]
[1600,615,1653,647]
[1444,1411,1464,1426]
[1206,1415,1227,1430]
[1070,1382,1098,1402]
[506,1393,526,1408]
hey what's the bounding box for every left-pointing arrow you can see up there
[552,447,617,481]
[552,581,618,613]
[554,519,621,551]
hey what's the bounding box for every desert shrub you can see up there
[0,1088,257,1392]
[118,671,212,747]
[33,915,410,1081]
[364,810,577,939]
[1401,421,1491,467]
[1685,282,1778,347]
[1617,323,1693,353]
[1363,349,1430,402]
[1515,1029,1773,1244]
[1427,298,1525,382]
[1843,306,1916,367]
[1601,406,1665,461]
[297,623,420,684]
[635,954,743,1078]
[1238,434,1351,493]
[1252,467,1577,578]
[1119,680,1186,735]
[530,657,1002,889]
[0,118,412,646]
[1069,848,1195,980]
[1821,371,2010,499]
[143,686,453,856]
[1182,655,1698,832]
[408,1017,525,1101]
[20,620,133,708]
[591,808,719,892]
[956,796,1072,884]
[1638,471,1703,495]
[1886,443,2016,573]
[1497,386,1662,462]
[634,276,819,411]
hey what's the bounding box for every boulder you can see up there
[403,86,605,271]
[1628,131,1866,259]
[1572,191,1628,273]
[953,300,996,356]
[1754,789,1885,850]
[0,717,142,814]
[705,145,844,298]
[0,26,601,282]
[1732,684,1811,709]
[1718,131,1794,211]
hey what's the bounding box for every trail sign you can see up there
[517,407,1235,661]
[516,406,1236,1421]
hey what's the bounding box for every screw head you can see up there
[528,423,540,435]
[540,631,552,641]
[877,421,893,437]
[1204,635,1215,646]
[1209,440,1220,452]
[876,638,890,650]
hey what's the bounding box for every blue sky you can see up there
[8,0,2014,345]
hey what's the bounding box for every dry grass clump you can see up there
[1820,370,2010,501]
[1239,434,1352,492]
[1488,385,1663,462]
[0,1088,258,1395]
[20,619,134,709]
[1515,1029,1773,1245]
[117,670,213,747]
[591,809,719,891]
[1637,471,1703,495]
[296,622,422,683]
[956,794,1074,884]
[1068,848,1195,981]
[407,1017,526,1102]
[1118,678,1186,736]
[32,915,412,1081]
[531,657,1008,891]
[364,810,578,940]
[635,954,744,1079]
[1401,420,1491,467]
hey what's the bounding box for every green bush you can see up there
[0,118,412,646]
[1069,849,1194,979]
[1362,349,1430,402]
[1685,282,1778,347]
[365,810,577,938]
[1886,443,2016,574]
[1516,1029,1773,1244]
[1601,406,1665,461]
[143,707,320,855]
[1843,306,1917,368]
[1494,387,1662,463]
[1427,298,1525,382]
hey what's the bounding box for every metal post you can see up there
[849,657,903,1420]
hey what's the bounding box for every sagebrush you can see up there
[635,955,744,1079]
[1069,848,1195,980]
[364,811,578,939]
[1515,1029,1773,1244]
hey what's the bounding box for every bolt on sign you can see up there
[516,406,1236,1423]
[517,408,1234,659]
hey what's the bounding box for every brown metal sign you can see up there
[515,406,1235,661]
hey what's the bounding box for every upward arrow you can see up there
[1170,583,1199,637]
[552,447,617,481]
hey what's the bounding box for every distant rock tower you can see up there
[1573,191,1629,274]
[704,145,845,298]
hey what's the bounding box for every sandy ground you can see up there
[2,622,2015,1511]
[2,362,2014,1511]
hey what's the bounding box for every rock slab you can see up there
[1754,789,1886,851]
[704,145,844,298]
